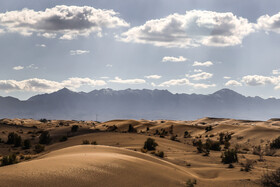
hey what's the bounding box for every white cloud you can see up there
[257,12,280,34]
[194,69,202,73]
[225,80,242,86]
[224,76,231,79]
[13,66,24,70]
[27,64,38,69]
[70,50,90,55]
[0,5,129,39]
[144,75,162,79]
[120,10,254,48]
[162,56,187,62]
[0,77,106,92]
[192,61,213,67]
[106,64,113,68]
[187,72,213,80]
[100,76,110,79]
[36,44,46,47]
[109,77,146,84]
[158,78,215,88]
[241,75,279,86]
[272,69,280,75]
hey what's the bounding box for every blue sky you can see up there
[0,0,280,100]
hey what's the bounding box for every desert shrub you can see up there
[71,125,79,132]
[221,149,238,164]
[261,168,280,187]
[205,126,213,132]
[219,132,225,144]
[264,145,277,156]
[107,125,118,132]
[193,139,203,153]
[253,145,265,161]
[270,136,280,149]
[224,141,231,149]
[59,136,68,142]
[169,125,174,134]
[82,140,90,144]
[228,163,234,168]
[143,138,158,151]
[1,153,17,166]
[184,131,190,138]
[23,139,31,149]
[91,141,97,145]
[155,151,164,158]
[34,144,45,153]
[186,179,197,187]
[170,135,179,142]
[128,124,137,133]
[39,131,51,144]
[39,118,48,123]
[7,132,22,147]
[206,139,221,151]
[240,159,255,172]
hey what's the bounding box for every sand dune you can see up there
[0,145,193,187]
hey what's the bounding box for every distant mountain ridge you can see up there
[0,88,279,121]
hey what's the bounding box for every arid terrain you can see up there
[0,117,279,186]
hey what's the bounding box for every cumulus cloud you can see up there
[70,50,90,55]
[13,66,24,70]
[158,78,215,88]
[272,69,280,75]
[194,69,202,73]
[162,56,187,62]
[36,44,46,47]
[144,75,162,79]
[0,77,106,92]
[187,72,213,80]
[241,75,279,86]
[257,12,280,34]
[109,77,146,84]
[192,61,213,67]
[224,76,231,79]
[225,80,242,86]
[27,64,39,69]
[120,10,254,48]
[0,5,129,39]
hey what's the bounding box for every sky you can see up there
[0,0,280,100]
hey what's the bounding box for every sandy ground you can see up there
[0,117,279,186]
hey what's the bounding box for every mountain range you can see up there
[0,88,279,121]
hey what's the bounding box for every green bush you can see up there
[59,136,68,142]
[71,125,79,132]
[221,149,238,164]
[128,124,137,133]
[39,131,52,144]
[261,168,280,187]
[270,136,280,149]
[6,132,22,147]
[144,138,158,151]
[82,140,90,144]
[23,139,31,149]
[34,144,45,153]
[1,153,17,166]
[155,151,164,158]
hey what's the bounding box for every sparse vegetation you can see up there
[39,131,52,145]
[270,136,280,149]
[23,139,31,149]
[240,159,255,172]
[91,141,97,145]
[128,124,137,133]
[155,151,164,158]
[71,125,79,132]
[144,138,158,151]
[59,136,68,142]
[261,168,280,187]
[186,179,197,187]
[7,132,22,147]
[39,118,48,123]
[34,144,45,153]
[205,126,213,132]
[221,149,238,164]
[82,140,90,144]
[1,153,17,166]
